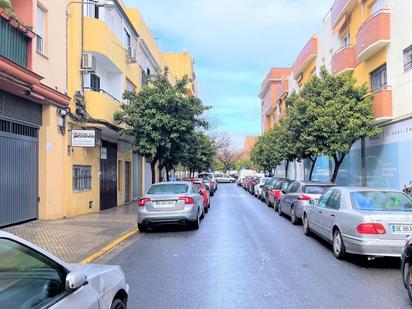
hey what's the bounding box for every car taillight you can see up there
[298,194,311,201]
[356,223,386,235]
[179,196,194,204]
[137,197,151,207]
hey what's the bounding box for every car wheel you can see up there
[406,265,412,302]
[291,207,298,225]
[138,223,147,233]
[192,211,200,230]
[111,298,126,309]
[278,203,283,216]
[274,200,279,212]
[208,200,211,208]
[204,206,208,214]
[200,207,205,219]
[303,215,311,236]
[333,229,346,260]
[210,190,214,197]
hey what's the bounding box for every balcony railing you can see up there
[370,87,392,121]
[293,37,317,78]
[331,45,355,74]
[355,10,390,62]
[331,0,357,27]
[0,15,28,67]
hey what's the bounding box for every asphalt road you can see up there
[106,183,410,309]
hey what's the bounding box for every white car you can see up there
[254,177,271,198]
[0,231,129,308]
[215,174,236,183]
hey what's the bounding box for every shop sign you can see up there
[71,130,96,147]
[101,147,107,160]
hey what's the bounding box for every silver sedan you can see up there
[278,181,335,224]
[302,187,412,259]
[0,231,129,308]
[137,181,205,231]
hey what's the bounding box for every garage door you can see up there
[0,119,38,227]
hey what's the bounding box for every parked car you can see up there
[254,177,271,198]
[278,181,335,224]
[402,235,412,301]
[237,169,255,186]
[246,176,260,193]
[262,177,285,205]
[241,175,252,189]
[137,181,205,231]
[192,179,211,213]
[303,187,412,259]
[268,179,292,209]
[215,173,236,183]
[0,231,129,308]
[199,172,218,195]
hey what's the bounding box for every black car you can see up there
[402,236,412,301]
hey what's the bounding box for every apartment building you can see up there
[261,0,412,190]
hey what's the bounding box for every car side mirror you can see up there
[65,272,87,291]
[309,199,315,205]
[281,190,286,194]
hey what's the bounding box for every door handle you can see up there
[331,214,335,217]
[318,210,322,214]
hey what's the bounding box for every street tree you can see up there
[115,68,208,184]
[214,134,243,172]
[300,67,380,182]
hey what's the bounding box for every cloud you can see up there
[124,0,332,136]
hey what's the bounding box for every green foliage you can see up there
[115,68,209,183]
[235,158,253,170]
[181,132,215,174]
[0,0,14,14]
[251,66,380,182]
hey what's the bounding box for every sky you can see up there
[124,0,332,148]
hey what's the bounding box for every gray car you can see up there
[0,231,129,308]
[278,181,335,224]
[137,181,205,232]
[302,187,412,259]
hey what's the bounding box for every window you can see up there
[73,165,92,192]
[341,32,350,48]
[36,5,45,53]
[404,45,412,72]
[124,30,131,48]
[304,185,333,194]
[317,190,333,208]
[84,3,99,18]
[370,64,387,92]
[141,68,148,86]
[147,184,189,195]
[126,79,135,93]
[287,182,300,193]
[351,191,412,211]
[326,190,341,210]
[90,74,100,91]
[370,0,388,15]
[0,238,67,307]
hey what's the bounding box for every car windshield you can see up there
[148,184,188,195]
[351,191,412,211]
[192,183,202,190]
[304,185,332,194]
[280,181,291,191]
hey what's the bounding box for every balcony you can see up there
[275,79,289,101]
[84,17,126,73]
[355,10,390,62]
[0,9,35,67]
[293,37,317,79]
[371,88,392,122]
[84,90,121,123]
[331,45,355,74]
[331,0,357,27]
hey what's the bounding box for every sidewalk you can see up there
[3,202,138,263]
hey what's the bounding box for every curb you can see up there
[80,227,139,264]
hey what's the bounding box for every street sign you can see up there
[71,129,96,147]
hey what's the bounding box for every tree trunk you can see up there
[158,164,163,182]
[309,156,317,181]
[166,167,170,181]
[285,160,289,179]
[150,160,157,184]
[331,153,345,183]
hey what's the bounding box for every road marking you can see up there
[80,227,139,264]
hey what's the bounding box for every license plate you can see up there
[391,224,412,234]
[154,201,175,208]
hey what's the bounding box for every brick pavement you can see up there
[3,203,138,263]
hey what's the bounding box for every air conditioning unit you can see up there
[81,53,96,71]
[127,47,137,63]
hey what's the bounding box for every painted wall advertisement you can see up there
[308,118,412,190]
